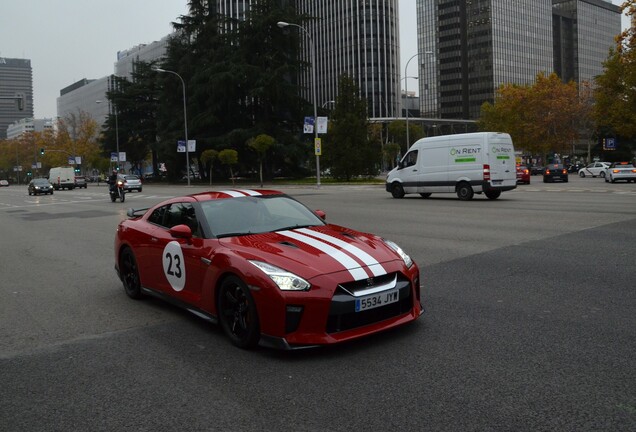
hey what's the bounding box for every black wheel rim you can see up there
[221,284,251,340]
[122,251,140,293]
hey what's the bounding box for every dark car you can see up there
[516,165,531,184]
[542,164,569,183]
[28,178,54,195]
[530,165,544,175]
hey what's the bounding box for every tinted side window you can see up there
[164,202,200,237]
[148,205,168,226]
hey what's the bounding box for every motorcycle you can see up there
[109,178,126,202]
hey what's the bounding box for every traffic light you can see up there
[40,148,45,155]
[27,171,32,177]
[74,167,81,173]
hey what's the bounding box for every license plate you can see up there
[492,180,502,185]
[355,289,399,312]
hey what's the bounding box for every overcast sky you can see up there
[0,1,628,119]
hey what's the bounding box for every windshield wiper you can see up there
[216,231,252,238]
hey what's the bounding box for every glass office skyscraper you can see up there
[417,0,621,120]
[296,0,401,118]
[0,57,34,139]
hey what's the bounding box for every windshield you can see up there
[33,179,49,185]
[199,195,325,238]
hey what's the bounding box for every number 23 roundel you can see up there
[163,241,186,291]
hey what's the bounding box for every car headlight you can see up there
[248,261,311,291]
[383,239,413,268]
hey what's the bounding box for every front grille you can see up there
[326,273,413,334]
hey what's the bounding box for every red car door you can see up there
[143,202,207,306]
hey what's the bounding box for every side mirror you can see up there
[314,210,326,220]
[169,224,193,239]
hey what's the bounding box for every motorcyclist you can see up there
[108,170,118,193]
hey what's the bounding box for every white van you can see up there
[48,167,75,190]
[386,132,517,200]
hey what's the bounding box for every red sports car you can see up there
[114,189,423,350]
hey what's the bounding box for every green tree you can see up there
[247,134,275,187]
[324,75,379,180]
[200,149,219,185]
[156,0,307,180]
[218,149,238,185]
[383,142,401,170]
[387,120,424,153]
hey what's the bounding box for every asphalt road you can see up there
[1,177,635,431]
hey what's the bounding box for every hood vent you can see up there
[279,241,299,248]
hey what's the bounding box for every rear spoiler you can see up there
[127,207,149,218]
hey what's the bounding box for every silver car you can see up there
[118,174,142,192]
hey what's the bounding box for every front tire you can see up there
[120,190,125,203]
[218,276,260,349]
[120,248,142,299]
[391,183,405,199]
[456,182,474,201]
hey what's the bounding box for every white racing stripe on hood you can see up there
[296,228,387,277]
[279,230,369,281]
[219,189,262,197]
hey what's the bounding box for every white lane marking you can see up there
[296,228,387,277]
[279,230,369,281]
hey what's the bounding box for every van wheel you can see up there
[391,183,405,199]
[485,190,501,200]
[456,183,474,201]
[419,193,432,198]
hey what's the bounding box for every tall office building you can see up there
[553,0,622,85]
[0,57,34,139]
[295,0,401,118]
[417,0,621,120]
[217,0,401,117]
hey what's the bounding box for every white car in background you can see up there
[578,162,610,178]
[604,162,636,183]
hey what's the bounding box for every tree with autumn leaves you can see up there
[478,72,592,161]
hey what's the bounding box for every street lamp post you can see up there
[152,67,191,186]
[404,51,433,151]
[277,21,320,187]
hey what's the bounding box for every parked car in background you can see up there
[543,164,569,183]
[604,162,636,183]
[516,165,531,184]
[530,165,544,175]
[0,180,9,187]
[578,162,610,178]
[74,175,87,189]
[28,178,54,195]
[118,174,142,192]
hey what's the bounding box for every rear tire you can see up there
[391,183,405,199]
[579,172,585,178]
[485,190,501,200]
[456,183,474,201]
[600,171,606,178]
